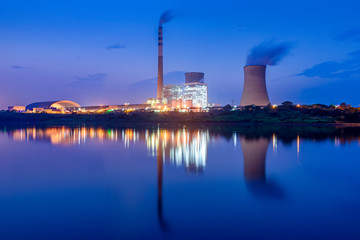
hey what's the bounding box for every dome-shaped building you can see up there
[26,100,81,112]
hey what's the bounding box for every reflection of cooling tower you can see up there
[241,137,284,199]
[157,26,164,99]
[240,65,270,107]
[185,72,204,83]
[240,137,269,181]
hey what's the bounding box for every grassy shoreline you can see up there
[1,109,360,127]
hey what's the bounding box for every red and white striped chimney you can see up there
[157,26,163,100]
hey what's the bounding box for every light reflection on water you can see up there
[6,127,210,171]
[5,126,360,160]
[1,125,360,239]
[4,126,360,175]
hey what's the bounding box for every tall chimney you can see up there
[157,26,164,100]
[240,65,270,107]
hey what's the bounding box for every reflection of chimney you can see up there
[157,138,168,231]
[157,26,164,100]
[240,65,270,107]
[157,147,163,221]
[240,137,269,181]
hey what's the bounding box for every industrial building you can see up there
[82,103,150,112]
[163,84,183,107]
[8,106,26,112]
[183,82,208,108]
[240,65,270,107]
[25,100,81,113]
[22,100,150,113]
[163,72,208,109]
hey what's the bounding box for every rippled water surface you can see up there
[0,125,360,240]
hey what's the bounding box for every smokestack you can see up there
[240,65,270,107]
[157,10,173,100]
[157,26,164,100]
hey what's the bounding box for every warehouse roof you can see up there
[26,100,81,111]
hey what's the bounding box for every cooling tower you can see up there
[185,72,204,83]
[157,26,164,99]
[240,65,270,107]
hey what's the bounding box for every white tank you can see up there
[240,65,270,107]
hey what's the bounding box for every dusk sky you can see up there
[1,0,360,109]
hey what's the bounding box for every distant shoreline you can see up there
[1,111,360,127]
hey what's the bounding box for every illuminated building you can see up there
[26,100,81,113]
[8,106,26,112]
[16,100,151,114]
[183,82,208,108]
[163,85,183,107]
[82,103,150,112]
[161,72,208,109]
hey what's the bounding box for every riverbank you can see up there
[1,105,360,125]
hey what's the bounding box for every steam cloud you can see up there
[246,41,293,66]
[159,10,173,26]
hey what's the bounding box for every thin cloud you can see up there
[11,65,33,70]
[333,27,360,42]
[68,73,107,88]
[298,51,360,79]
[106,43,126,50]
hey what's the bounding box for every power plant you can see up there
[163,72,208,108]
[240,65,270,107]
[7,19,294,113]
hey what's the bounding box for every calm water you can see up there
[0,125,359,240]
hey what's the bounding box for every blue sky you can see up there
[1,0,360,108]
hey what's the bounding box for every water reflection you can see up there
[240,137,284,199]
[241,137,268,182]
[2,125,360,236]
[5,127,209,172]
[146,128,209,172]
[157,137,169,231]
[4,125,360,169]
